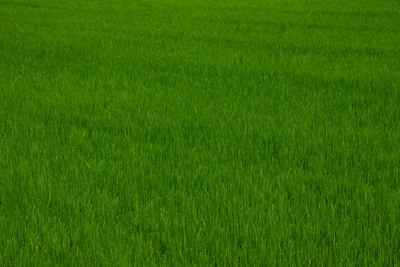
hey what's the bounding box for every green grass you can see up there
[1,0,400,265]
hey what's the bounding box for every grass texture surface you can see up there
[1,0,400,265]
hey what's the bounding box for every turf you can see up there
[1,0,400,265]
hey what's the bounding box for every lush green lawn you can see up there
[1,0,399,265]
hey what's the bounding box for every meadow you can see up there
[1,0,400,265]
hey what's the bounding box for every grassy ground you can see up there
[1,0,400,265]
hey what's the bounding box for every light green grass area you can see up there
[1,0,400,265]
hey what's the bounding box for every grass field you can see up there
[1,0,400,265]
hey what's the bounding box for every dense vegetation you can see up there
[1,0,399,265]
